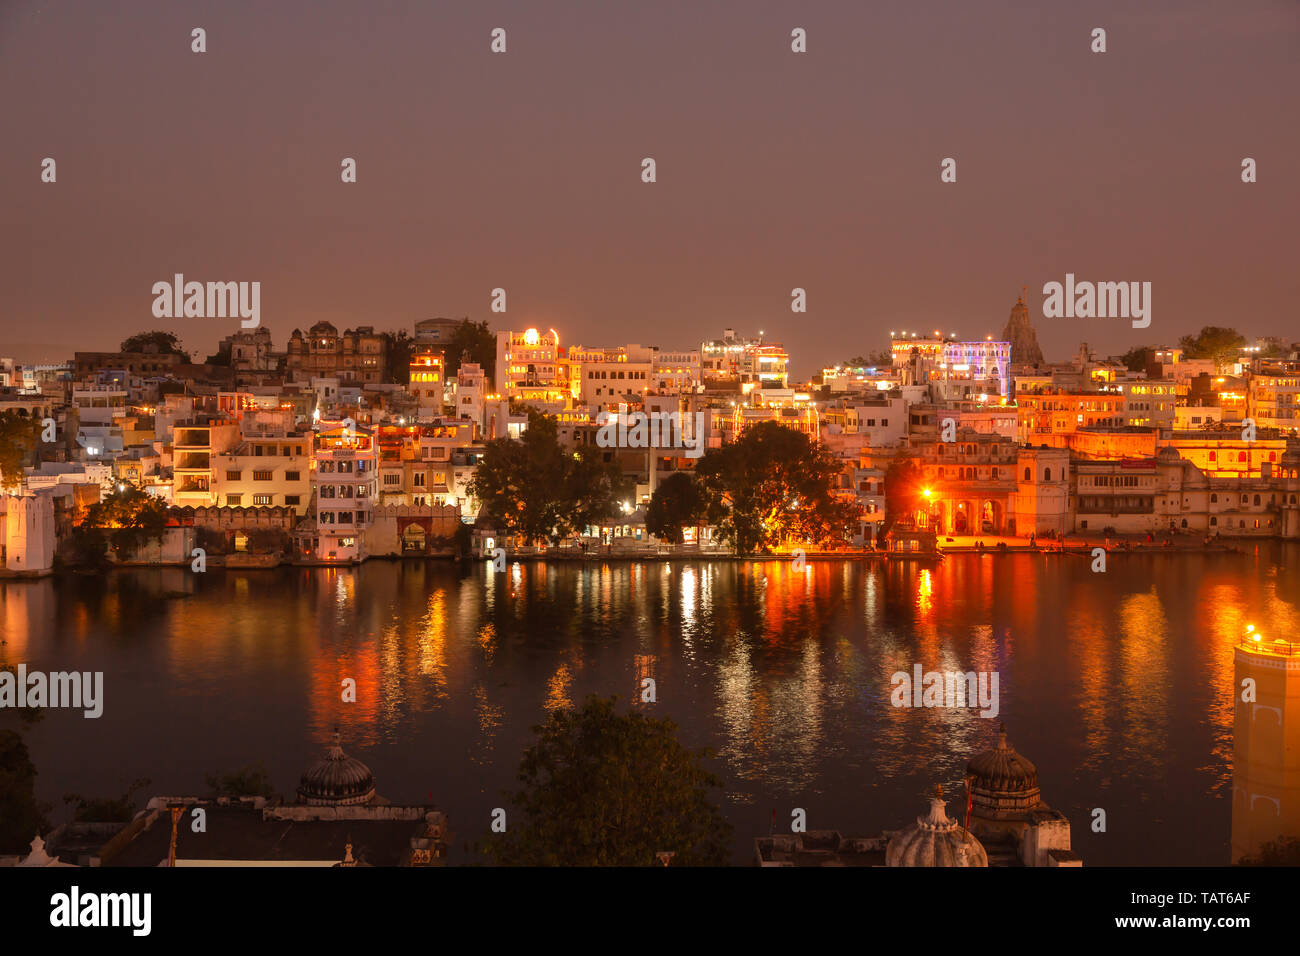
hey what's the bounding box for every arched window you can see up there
[1211,493,1218,503]
[1044,468,1052,481]
[1239,452,1248,462]
[1024,467,1031,481]
[1209,451,1216,461]
[1254,494,1261,506]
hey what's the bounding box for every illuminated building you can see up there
[304,421,378,563]
[1233,625,1300,863]
[286,322,387,385]
[890,333,1011,398]
[700,329,788,391]
[408,347,444,420]
[1248,362,1300,436]
[494,327,571,405]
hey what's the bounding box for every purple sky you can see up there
[2,0,1297,376]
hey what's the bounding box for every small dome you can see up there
[886,786,988,867]
[1156,446,1181,462]
[965,724,1044,820]
[298,731,376,806]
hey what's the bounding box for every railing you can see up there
[1237,633,1300,657]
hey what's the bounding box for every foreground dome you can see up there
[298,731,376,806]
[965,724,1043,820]
[886,786,988,867]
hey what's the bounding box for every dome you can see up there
[1156,446,1181,463]
[887,787,988,867]
[297,732,376,806]
[965,724,1044,820]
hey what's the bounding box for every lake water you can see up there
[6,544,1297,865]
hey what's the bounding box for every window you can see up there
[254,494,272,506]
[254,470,273,481]
[226,470,242,481]
[226,494,242,506]
[1044,468,1052,481]
[383,474,401,485]
[286,471,301,481]
[286,495,301,506]
[1211,493,1218,503]
[414,473,426,487]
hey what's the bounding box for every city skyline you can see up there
[3,0,1297,375]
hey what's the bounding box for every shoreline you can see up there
[0,536,1259,578]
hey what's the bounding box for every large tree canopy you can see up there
[483,695,732,866]
[878,458,927,543]
[694,421,858,555]
[445,319,497,382]
[469,411,626,545]
[646,471,707,544]
[120,331,188,356]
[0,411,41,491]
[75,487,171,561]
[1178,326,1247,370]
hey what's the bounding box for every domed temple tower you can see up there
[886,786,988,867]
[964,725,1079,866]
[297,732,378,806]
[1002,291,1044,368]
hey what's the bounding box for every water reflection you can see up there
[5,544,1296,864]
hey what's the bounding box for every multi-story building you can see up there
[891,334,1012,398]
[495,328,570,405]
[1119,380,1179,429]
[1248,362,1300,436]
[454,362,487,437]
[1016,388,1125,445]
[408,347,445,420]
[71,383,127,426]
[700,329,789,391]
[171,420,241,507]
[212,433,313,514]
[306,421,378,562]
[286,322,387,384]
[1233,626,1300,863]
[569,344,655,406]
[651,349,702,394]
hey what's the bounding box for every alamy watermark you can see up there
[151,274,260,328]
[596,405,706,459]
[1042,273,1150,329]
[0,665,103,718]
[890,663,999,718]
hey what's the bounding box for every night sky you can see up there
[2,0,1296,375]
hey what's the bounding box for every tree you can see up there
[1178,326,1247,371]
[120,331,187,356]
[381,330,414,385]
[0,411,41,491]
[844,351,892,369]
[63,777,151,823]
[1237,836,1300,866]
[694,422,858,555]
[878,458,926,543]
[483,695,732,866]
[1119,346,1151,373]
[0,676,49,855]
[206,763,276,799]
[445,319,496,382]
[78,487,171,560]
[646,472,707,544]
[469,411,626,545]
[0,730,49,854]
